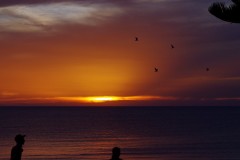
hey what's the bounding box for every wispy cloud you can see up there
[0,2,124,32]
[133,0,167,3]
[215,97,240,101]
[0,91,18,96]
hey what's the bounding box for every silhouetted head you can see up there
[112,147,121,158]
[15,134,25,145]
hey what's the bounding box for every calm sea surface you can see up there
[0,106,240,160]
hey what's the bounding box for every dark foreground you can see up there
[0,106,240,160]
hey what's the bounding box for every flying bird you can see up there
[135,37,139,41]
[154,68,158,72]
[206,68,210,71]
[170,44,174,49]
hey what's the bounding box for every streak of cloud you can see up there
[0,91,18,96]
[133,0,167,3]
[215,97,240,101]
[0,2,124,32]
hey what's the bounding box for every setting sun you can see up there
[85,96,120,103]
[48,96,175,105]
[54,96,122,104]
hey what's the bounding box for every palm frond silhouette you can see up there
[208,0,240,23]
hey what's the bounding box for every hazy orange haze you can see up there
[0,1,240,106]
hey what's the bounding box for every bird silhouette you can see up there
[208,0,240,23]
[135,37,139,41]
[206,68,210,71]
[170,44,174,49]
[154,68,158,72]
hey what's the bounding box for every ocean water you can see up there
[0,106,240,160]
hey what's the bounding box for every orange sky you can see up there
[0,0,240,106]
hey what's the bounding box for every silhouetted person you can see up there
[155,67,158,72]
[110,147,122,160]
[11,134,25,160]
[209,0,240,23]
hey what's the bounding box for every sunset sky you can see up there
[0,0,240,106]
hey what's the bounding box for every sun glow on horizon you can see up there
[0,95,178,105]
[85,96,121,103]
[55,96,121,103]
[55,95,177,103]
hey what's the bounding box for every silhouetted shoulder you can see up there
[10,134,25,160]
[11,145,23,160]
